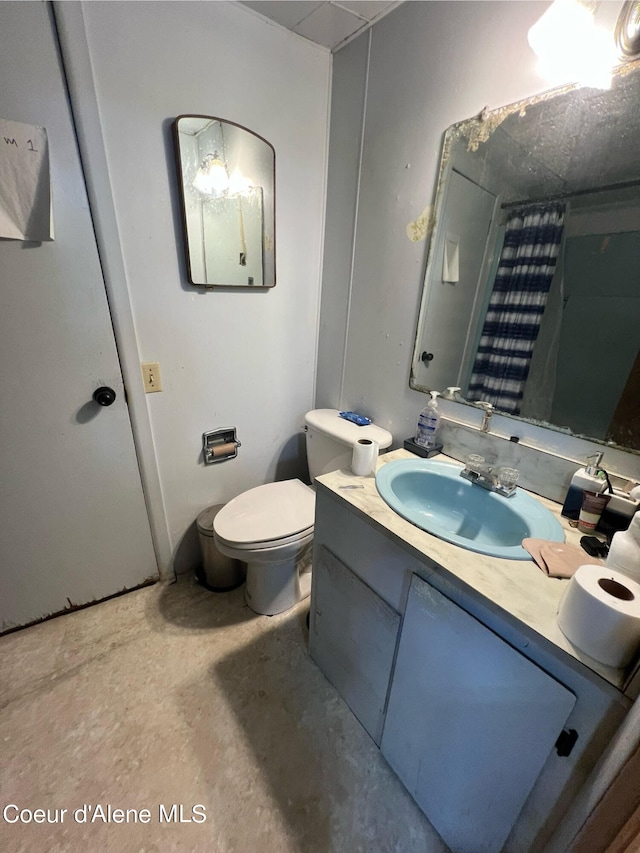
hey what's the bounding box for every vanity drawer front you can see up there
[381,574,576,853]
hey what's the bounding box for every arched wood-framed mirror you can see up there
[173,115,276,288]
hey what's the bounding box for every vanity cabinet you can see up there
[310,479,631,852]
[381,574,576,853]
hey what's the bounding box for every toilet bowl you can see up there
[213,479,315,616]
[212,409,393,616]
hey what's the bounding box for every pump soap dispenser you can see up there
[415,391,441,449]
[561,453,606,520]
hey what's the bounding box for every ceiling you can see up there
[238,1,402,51]
[449,66,640,207]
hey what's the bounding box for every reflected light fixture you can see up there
[616,0,640,59]
[528,0,618,89]
[227,172,253,196]
[192,152,230,195]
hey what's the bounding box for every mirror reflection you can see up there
[411,64,640,451]
[173,116,275,287]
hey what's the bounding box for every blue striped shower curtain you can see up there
[467,202,565,414]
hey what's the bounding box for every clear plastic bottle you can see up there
[606,513,640,584]
[415,391,441,449]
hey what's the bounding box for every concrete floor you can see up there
[0,575,449,852]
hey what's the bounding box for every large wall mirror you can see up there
[411,63,640,452]
[173,116,275,287]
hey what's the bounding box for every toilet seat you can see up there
[213,479,315,550]
[215,527,314,552]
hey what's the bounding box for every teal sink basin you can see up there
[375,459,564,560]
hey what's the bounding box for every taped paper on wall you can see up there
[0,118,53,241]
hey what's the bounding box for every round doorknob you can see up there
[93,386,116,407]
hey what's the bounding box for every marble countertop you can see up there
[316,448,628,692]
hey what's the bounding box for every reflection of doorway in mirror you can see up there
[549,227,640,447]
[203,188,264,286]
[418,171,497,387]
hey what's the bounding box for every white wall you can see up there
[318,0,640,483]
[67,1,330,572]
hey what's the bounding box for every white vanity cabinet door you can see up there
[381,575,576,853]
[310,546,401,745]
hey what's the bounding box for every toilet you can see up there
[213,408,393,615]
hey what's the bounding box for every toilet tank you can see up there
[304,409,393,481]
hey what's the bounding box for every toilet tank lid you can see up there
[305,409,392,448]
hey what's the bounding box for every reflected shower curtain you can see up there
[467,202,565,414]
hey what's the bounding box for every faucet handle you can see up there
[477,401,493,412]
[465,454,487,475]
[495,466,519,492]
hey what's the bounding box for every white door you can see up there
[414,170,497,390]
[0,3,158,631]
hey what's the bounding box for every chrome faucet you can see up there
[477,402,494,432]
[460,454,519,498]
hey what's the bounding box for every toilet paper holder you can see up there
[203,427,241,465]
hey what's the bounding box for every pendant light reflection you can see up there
[193,152,230,195]
[192,153,255,198]
[527,0,618,89]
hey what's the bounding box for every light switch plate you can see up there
[141,361,162,393]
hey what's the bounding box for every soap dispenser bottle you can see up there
[415,391,441,449]
[561,453,606,520]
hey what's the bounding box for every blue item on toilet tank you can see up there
[339,411,372,426]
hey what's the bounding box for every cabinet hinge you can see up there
[555,728,578,757]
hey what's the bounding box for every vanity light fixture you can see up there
[527,0,618,89]
[192,152,230,195]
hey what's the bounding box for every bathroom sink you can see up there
[375,459,564,560]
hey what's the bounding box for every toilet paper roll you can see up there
[210,442,237,459]
[557,564,640,668]
[351,438,379,476]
